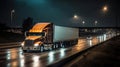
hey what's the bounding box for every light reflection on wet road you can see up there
[0,32,117,67]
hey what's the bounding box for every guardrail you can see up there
[0,42,21,49]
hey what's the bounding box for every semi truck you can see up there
[21,22,79,52]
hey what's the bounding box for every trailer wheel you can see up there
[55,44,58,48]
[60,42,64,48]
[26,50,30,52]
[62,44,65,48]
[49,47,53,51]
[40,46,44,52]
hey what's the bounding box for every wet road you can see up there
[0,32,118,67]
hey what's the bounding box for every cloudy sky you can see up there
[0,0,119,27]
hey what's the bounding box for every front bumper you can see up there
[22,46,40,50]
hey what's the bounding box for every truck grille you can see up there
[25,40,34,46]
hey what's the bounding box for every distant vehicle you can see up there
[86,36,92,40]
[21,22,79,52]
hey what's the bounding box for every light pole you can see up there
[11,9,15,26]
[102,5,117,35]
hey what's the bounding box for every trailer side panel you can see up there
[53,25,79,42]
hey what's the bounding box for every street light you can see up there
[102,5,117,35]
[73,14,79,19]
[72,14,80,23]
[11,9,15,26]
[82,21,85,27]
[102,5,108,13]
[82,21,85,24]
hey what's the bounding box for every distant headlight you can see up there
[87,36,92,40]
[21,42,24,46]
[34,43,39,46]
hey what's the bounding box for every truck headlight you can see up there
[21,42,24,46]
[34,44,39,46]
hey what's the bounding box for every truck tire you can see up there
[40,46,44,52]
[23,50,27,52]
[53,44,56,49]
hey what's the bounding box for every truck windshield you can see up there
[27,32,45,36]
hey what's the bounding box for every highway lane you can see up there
[0,32,117,67]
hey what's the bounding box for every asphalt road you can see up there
[64,35,120,67]
[0,32,116,67]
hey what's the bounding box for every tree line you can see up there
[0,17,34,34]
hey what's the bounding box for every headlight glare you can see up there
[21,42,24,46]
[34,44,39,46]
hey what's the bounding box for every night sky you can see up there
[0,0,119,27]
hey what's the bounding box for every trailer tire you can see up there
[55,44,58,48]
[49,47,53,51]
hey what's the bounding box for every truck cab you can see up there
[21,32,45,51]
[21,23,53,52]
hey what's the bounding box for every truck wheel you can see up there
[40,46,44,52]
[53,45,56,49]
[23,50,26,52]
[51,45,55,50]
